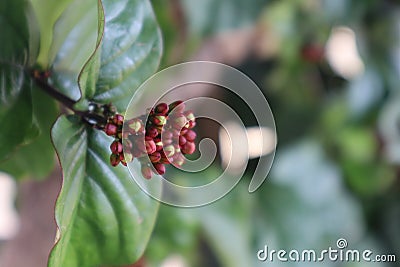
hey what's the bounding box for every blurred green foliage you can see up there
[147,0,400,266]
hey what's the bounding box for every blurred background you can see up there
[1,0,400,266]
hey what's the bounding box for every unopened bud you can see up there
[110,140,123,154]
[149,152,161,163]
[128,118,144,134]
[155,103,169,115]
[110,153,120,167]
[169,101,185,113]
[104,123,118,137]
[181,141,196,155]
[141,165,153,179]
[163,145,175,158]
[184,130,196,142]
[153,163,166,175]
[152,115,167,126]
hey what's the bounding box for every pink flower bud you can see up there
[184,110,195,121]
[110,140,123,154]
[123,139,133,151]
[173,114,187,129]
[184,130,196,142]
[181,141,196,155]
[154,138,163,151]
[153,163,166,175]
[146,126,159,138]
[155,103,169,115]
[163,145,175,158]
[149,152,161,163]
[124,152,133,163]
[128,118,144,134]
[104,123,118,136]
[134,138,146,153]
[145,139,157,154]
[172,154,185,167]
[179,135,187,146]
[141,165,153,179]
[152,115,167,126]
[113,114,124,126]
[169,101,185,113]
[162,130,173,140]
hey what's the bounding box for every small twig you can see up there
[31,69,108,128]
[31,70,78,112]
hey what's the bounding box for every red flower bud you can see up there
[134,138,146,153]
[179,135,187,146]
[154,138,163,151]
[146,126,159,138]
[180,128,188,135]
[155,103,169,115]
[163,145,175,158]
[124,151,133,163]
[184,110,195,121]
[153,163,166,175]
[119,154,128,166]
[145,139,157,154]
[141,165,153,179]
[123,139,133,151]
[128,118,144,134]
[105,123,118,136]
[172,154,185,167]
[113,114,124,126]
[149,152,161,163]
[132,148,145,158]
[110,153,120,167]
[182,141,196,155]
[152,115,167,126]
[173,114,187,129]
[184,129,196,142]
[159,152,171,164]
[110,140,123,154]
[145,135,154,141]
[186,120,196,129]
[162,130,173,140]
[169,101,185,113]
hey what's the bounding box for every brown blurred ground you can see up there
[0,169,61,267]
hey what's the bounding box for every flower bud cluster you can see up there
[104,101,197,179]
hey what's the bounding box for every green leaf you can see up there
[0,0,38,107]
[0,0,42,161]
[31,0,100,101]
[50,0,101,101]
[49,116,160,267]
[0,85,38,162]
[78,0,105,101]
[93,0,163,111]
[30,0,74,67]
[0,89,59,179]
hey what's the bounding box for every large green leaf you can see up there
[0,89,59,179]
[92,0,163,111]
[0,0,40,161]
[78,0,105,101]
[31,0,100,101]
[49,116,160,267]
[49,0,101,101]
